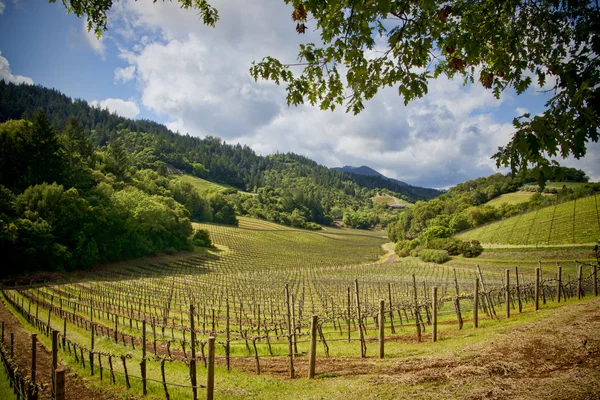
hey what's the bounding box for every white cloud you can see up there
[515,107,529,116]
[114,65,136,83]
[0,1,5,15]
[83,21,106,58]
[89,98,140,119]
[0,51,33,85]
[103,0,598,189]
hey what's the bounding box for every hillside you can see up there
[457,194,600,245]
[0,81,439,203]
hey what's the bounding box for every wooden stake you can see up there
[412,274,422,342]
[190,305,197,400]
[474,278,479,329]
[284,285,295,378]
[354,279,366,357]
[142,320,147,395]
[308,315,318,378]
[431,288,438,342]
[557,264,562,303]
[206,337,215,400]
[505,269,510,319]
[55,369,65,400]
[534,267,540,311]
[378,299,385,357]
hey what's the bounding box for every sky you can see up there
[0,0,598,189]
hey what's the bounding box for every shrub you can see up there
[304,222,322,230]
[419,249,451,264]
[427,237,463,256]
[461,240,483,258]
[397,249,408,257]
[191,228,212,248]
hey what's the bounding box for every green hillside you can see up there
[486,191,555,206]
[457,194,600,245]
[174,174,255,195]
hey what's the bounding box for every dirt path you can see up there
[0,297,119,400]
[380,243,398,264]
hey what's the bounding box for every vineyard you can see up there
[1,217,599,399]
[173,175,251,195]
[457,194,600,245]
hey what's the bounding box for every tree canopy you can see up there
[52,0,600,186]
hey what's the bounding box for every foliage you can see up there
[191,228,212,248]
[461,240,484,258]
[427,237,463,256]
[419,249,451,264]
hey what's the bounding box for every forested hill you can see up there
[333,165,441,200]
[0,81,440,202]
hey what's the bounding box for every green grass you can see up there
[173,174,254,195]
[486,191,555,206]
[372,195,413,208]
[0,364,17,400]
[457,194,600,245]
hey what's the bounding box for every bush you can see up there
[397,249,408,257]
[191,229,212,248]
[304,222,322,230]
[419,249,451,264]
[427,237,463,256]
[461,240,483,258]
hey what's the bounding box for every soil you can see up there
[0,297,119,400]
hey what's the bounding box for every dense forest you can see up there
[0,81,439,275]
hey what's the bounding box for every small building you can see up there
[390,203,406,209]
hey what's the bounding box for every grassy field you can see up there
[486,191,555,206]
[457,194,600,245]
[372,194,413,207]
[173,174,255,195]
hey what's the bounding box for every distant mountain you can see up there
[332,165,441,201]
[334,165,385,177]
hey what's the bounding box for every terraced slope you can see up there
[457,194,600,245]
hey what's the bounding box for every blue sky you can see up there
[1,0,598,188]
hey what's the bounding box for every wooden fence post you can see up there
[1,321,3,344]
[453,269,463,329]
[142,320,147,396]
[31,334,37,389]
[284,285,295,378]
[594,263,598,297]
[515,266,522,313]
[354,279,366,357]
[474,278,479,329]
[412,274,422,342]
[378,299,385,358]
[55,369,65,400]
[10,332,14,358]
[225,300,231,372]
[557,264,562,303]
[63,318,67,348]
[190,305,197,400]
[534,267,540,311]
[387,283,395,334]
[52,330,58,399]
[577,264,583,299]
[308,315,318,379]
[505,270,510,319]
[431,288,437,343]
[206,336,215,400]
